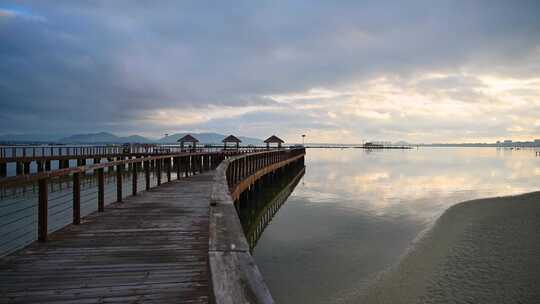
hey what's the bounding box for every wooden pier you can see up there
[0,145,267,177]
[0,148,306,303]
[0,174,214,303]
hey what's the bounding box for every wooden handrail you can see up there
[0,151,237,187]
[0,150,239,250]
[208,147,305,304]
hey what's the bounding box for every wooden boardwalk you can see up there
[0,172,215,303]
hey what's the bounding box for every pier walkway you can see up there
[0,172,214,303]
[0,148,306,303]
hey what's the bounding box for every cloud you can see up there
[0,7,45,21]
[0,1,539,142]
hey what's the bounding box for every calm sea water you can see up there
[251,147,540,304]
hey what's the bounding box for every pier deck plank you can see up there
[0,172,215,303]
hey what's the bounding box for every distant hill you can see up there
[58,132,152,143]
[159,133,263,145]
[0,132,263,144]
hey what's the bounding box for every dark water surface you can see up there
[251,147,540,304]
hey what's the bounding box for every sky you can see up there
[1,1,539,143]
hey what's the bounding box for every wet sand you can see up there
[362,191,540,304]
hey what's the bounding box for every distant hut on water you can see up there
[222,135,242,150]
[177,134,199,151]
[264,135,284,149]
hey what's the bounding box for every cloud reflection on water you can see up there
[253,147,540,304]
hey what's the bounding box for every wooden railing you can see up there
[0,151,240,257]
[0,145,292,178]
[209,147,306,304]
[0,144,288,160]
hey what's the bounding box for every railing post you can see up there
[132,161,138,196]
[145,161,150,190]
[116,163,123,202]
[98,168,104,212]
[73,172,81,224]
[38,178,48,242]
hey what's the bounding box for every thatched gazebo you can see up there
[177,134,199,151]
[222,135,241,150]
[264,135,284,149]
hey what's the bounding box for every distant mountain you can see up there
[0,131,263,144]
[159,132,263,145]
[58,132,152,143]
[122,135,152,143]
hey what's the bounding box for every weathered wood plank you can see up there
[0,172,215,303]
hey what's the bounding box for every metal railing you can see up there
[0,150,240,257]
[0,144,288,159]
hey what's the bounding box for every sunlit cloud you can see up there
[0,1,539,142]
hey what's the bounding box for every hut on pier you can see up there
[264,135,284,149]
[223,135,242,150]
[177,134,199,151]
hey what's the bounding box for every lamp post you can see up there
[302,134,306,146]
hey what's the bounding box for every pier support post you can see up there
[0,163,6,177]
[184,157,189,177]
[16,162,23,175]
[116,164,123,202]
[132,162,138,196]
[73,172,81,225]
[145,161,150,191]
[156,159,162,186]
[59,159,69,169]
[23,162,31,175]
[175,157,181,179]
[166,158,171,182]
[98,169,104,212]
[190,156,196,176]
[38,178,48,242]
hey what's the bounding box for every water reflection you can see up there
[252,147,540,304]
[238,165,305,251]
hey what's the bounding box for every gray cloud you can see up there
[0,0,539,140]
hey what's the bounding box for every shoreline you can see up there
[361,191,540,303]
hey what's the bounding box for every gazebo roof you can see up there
[177,134,199,143]
[222,135,242,143]
[264,135,284,143]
